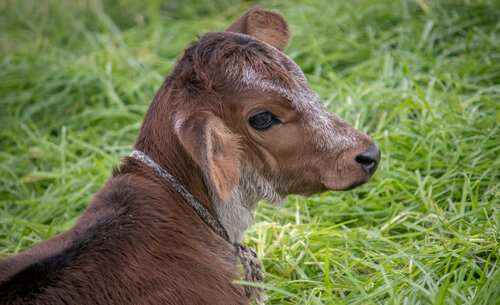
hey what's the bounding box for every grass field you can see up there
[1,0,499,304]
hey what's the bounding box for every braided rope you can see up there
[234,242,267,304]
[130,150,230,241]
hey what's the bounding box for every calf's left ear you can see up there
[175,111,240,203]
[225,6,290,52]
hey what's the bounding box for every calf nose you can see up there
[355,144,381,175]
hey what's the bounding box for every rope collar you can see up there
[129,150,267,304]
[130,150,230,242]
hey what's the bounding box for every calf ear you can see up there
[175,111,240,203]
[225,6,290,52]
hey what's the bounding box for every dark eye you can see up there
[248,112,280,131]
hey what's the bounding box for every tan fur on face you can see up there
[177,31,375,190]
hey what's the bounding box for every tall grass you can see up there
[1,0,499,303]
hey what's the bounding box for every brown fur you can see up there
[0,7,379,304]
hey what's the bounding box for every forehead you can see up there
[193,32,318,111]
[195,33,305,90]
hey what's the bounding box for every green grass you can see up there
[1,0,499,304]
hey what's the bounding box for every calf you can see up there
[0,7,380,305]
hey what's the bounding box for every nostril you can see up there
[355,155,376,168]
[355,144,381,175]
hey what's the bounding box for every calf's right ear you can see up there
[225,6,290,52]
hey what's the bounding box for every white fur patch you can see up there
[213,161,284,242]
[173,115,185,134]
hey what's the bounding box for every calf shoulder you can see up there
[0,173,248,305]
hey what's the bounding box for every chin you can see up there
[321,179,368,192]
[294,184,329,197]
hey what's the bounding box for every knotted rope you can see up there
[234,243,267,304]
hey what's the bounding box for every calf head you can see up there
[143,7,380,241]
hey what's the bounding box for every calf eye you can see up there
[249,112,280,131]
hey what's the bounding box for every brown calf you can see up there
[0,7,380,304]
